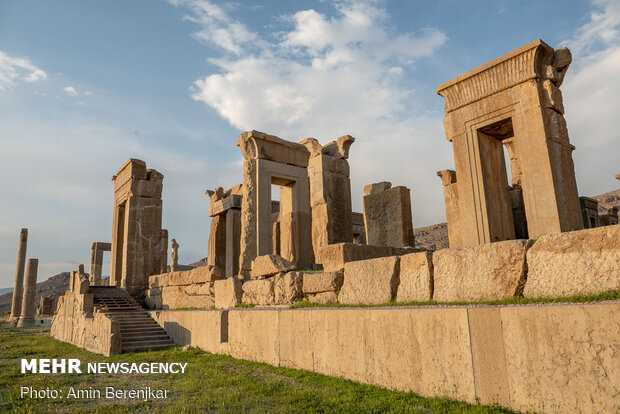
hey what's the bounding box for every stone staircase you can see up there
[91,286,174,352]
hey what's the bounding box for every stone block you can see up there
[396,251,434,302]
[228,308,280,365]
[523,225,620,297]
[363,185,414,248]
[317,242,418,272]
[500,303,620,413]
[215,278,243,309]
[302,272,344,293]
[433,240,531,302]
[309,291,338,304]
[273,272,303,305]
[182,295,214,309]
[250,254,295,279]
[242,278,275,305]
[339,256,400,305]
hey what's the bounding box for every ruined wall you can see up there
[150,302,619,414]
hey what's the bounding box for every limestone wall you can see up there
[51,291,121,356]
[149,302,619,413]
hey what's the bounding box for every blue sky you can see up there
[1,0,619,288]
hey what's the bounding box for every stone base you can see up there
[16,317,35,328]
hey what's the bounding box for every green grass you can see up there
[291,289,620,309]
[0,321,514,413]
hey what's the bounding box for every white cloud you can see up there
[0,50,47,92]
[85,91,93,96]
[177,0,449,224]
[168,0,260,55]
[63,86,78,96]
[562,0,620,195]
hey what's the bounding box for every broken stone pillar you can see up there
[300,135,355,255]
[89,242,111,286]
[363,182,415,248]
[17,258,38,328]
[206,185,243,278]
[237,131,312,276]
[9,228,28,324]
[110,159,163,299]
[579,196,600,229]
[170,239,179,271]
[437,170,462,248]
[437,40,582,247]
[160,229,168,274]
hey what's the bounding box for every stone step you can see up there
[122,339,174,348]
[122,333,171,342]
[122,342,174,353]
[121,330,168,338]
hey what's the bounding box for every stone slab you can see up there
[339,256,400,305]
[302,272,344,293]
[523,225,620,297]
[214,278,243,309]
[250,254,296,279]
[396,251,434,302]
[317,242,418,272]
[433,240,531,302]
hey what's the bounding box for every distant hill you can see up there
[414,223,449,250]
[593,188,620,214]
[0,287,12,296]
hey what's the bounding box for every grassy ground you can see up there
[0,320,514,414]
[291,288,620,309]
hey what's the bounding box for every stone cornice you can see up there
[437,39,554,113]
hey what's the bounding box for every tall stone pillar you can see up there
[17,258,38,328]
[9,228,28,324]
[362,182,415,248]
[160,229,168,274]
[300,135,355,255]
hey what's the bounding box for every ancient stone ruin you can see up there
[110,159,164,299]
[46,39,620,414]
[9,228,28,324]
[436,39,581,247]
[89,241,111,286]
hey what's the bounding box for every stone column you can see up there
[17,258,38,328]
[170,239,179,271]
[363,182,415,248]
[160,229,168,274]
[9,228,28,324]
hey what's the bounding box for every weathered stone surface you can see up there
[302,272,343,293]
[500,303,619,413]
[273,272,303,305]
[250,254,295,279]
[89,242,111,286]
[524,225,620,297]
[317,242,418,272]
[363,181,391,195]
[308,291,338,304]
[242,278,275,305]
[182,295,214,309]
[149,309,225,354]
[363,185,415,248]
[339,256,400,305]
[433,240,531,302]
[215,278,243,309]
[207,214,226,271]
[396,251,433,302]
